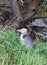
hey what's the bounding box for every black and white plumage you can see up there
[17,28,34,48]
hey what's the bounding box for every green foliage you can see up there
[36,1,47,15]
[0,29,47,65]
[36,6,45,15]
[43,2,47,5]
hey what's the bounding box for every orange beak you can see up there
[17,29,21,32]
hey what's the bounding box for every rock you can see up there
[44,18,47,24]
[25,18,47,41]
[31,19,47,27]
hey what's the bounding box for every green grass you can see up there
[36,1,47,15]
[0,29,47,65]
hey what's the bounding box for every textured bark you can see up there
[11,0,23,20]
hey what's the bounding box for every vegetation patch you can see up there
[0,29,47,65]
[36,1,47,15]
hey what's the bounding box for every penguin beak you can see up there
[17,29,24,33]
[17,29,21,32]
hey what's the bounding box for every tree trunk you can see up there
[11,0,23,20]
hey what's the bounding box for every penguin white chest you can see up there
[20,34,25,44]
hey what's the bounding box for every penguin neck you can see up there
[20,34,24,41]
[20,34,27,41]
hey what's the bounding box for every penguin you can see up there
[17,28,34,48]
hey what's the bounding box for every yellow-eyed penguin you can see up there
[17,28,34,48]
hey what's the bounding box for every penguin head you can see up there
[17,28,29,35]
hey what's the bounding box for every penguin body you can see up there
[20,33,34,48]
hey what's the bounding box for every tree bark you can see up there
[11,0,23,20]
